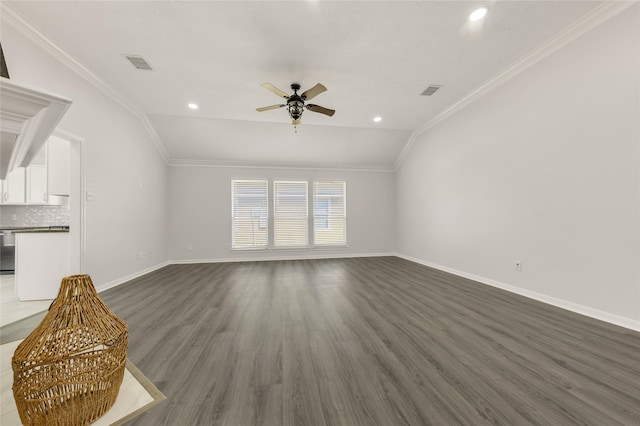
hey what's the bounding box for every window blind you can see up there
[313,181,346,246]
[231,180,268,249]
[274,180,308,247]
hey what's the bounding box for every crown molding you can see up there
[1,3,170,163]
[168,158,395,173]
[393,1,637,171]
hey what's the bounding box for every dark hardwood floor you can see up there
[99,257,640,426]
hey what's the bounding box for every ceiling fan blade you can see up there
[292,119,301,125]
[306,104,335,117]
[261,83,289,99]
[300,83,327,100]
[256,104,285,112]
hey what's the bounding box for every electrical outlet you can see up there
[515,261,522,272]
[11,214,17,221]
[136,251,144,260]
[86,192,95,201]
[187,244,193,251]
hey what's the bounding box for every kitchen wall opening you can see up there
[0,129,84,325]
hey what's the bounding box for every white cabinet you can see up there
[26,145,48,203]
[1,167,26,204]
[0,146,47,204]
[0,137,69,204]
[47,135,70,196]
[15,232,70,301]
[26,166,48,203]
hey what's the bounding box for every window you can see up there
[314,199,330,229]
[274,180,308,247]
[231,179,346,249]
[313,181,346,246]
[231,180,268,249]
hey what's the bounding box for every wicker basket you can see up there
[12,274,128,426]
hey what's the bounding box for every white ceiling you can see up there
[5,1,603,170]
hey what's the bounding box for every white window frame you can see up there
[229,178,347,251]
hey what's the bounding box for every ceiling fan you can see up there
[256,83,335,125]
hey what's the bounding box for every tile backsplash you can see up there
[0,203,70,227]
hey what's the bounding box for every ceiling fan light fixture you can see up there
[288,100,304,121]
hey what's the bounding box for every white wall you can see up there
[169,166,395,261]
[1,21,170,289]
[396,7,639,328]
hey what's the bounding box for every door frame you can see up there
[52,128,85,273]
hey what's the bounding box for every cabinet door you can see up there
[1,167,26,203]
[26,142,48,204]
[26,165,47,203]
[47,136,70,196]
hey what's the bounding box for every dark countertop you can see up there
[1,226,69,233]
[13,229,69,233]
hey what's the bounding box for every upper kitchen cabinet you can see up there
[26,144,47,203]
[0,77,72,180]
[1,148,46,204]
[1,166,25,203]
[47,135,70,196]
[1,137,69,204]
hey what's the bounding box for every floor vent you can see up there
[421,85,442,96]
[125,55,152,70]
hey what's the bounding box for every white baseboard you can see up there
[95,254,392,293]
[394,253,640,333]
[96,261,171,293]
[93,253,639,333]
[170,252,395,265]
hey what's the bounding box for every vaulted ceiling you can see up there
[4,1,603,170]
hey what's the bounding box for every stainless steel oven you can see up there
[0,229,15,274]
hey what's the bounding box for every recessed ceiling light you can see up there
[469,7,488,21]
[373,116,382,122]
[188,103,199,110]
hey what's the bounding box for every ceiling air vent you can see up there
[421,85,442,96]
[125,55,152,70]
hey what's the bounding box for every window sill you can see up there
[230,245,349,252]
[311,244,349,250]
[230,247,270,252]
